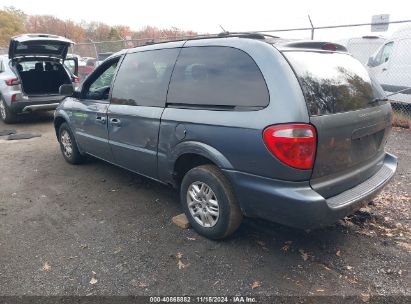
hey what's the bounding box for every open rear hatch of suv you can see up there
[9,34,73,60]
[284,50,393,198]
[9,34,76,96]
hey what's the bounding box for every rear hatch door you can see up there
[9,34,74,60]
[284,51,392,198]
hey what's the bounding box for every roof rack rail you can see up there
[125,31,281,49]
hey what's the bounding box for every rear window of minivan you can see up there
[167,46,269,109]
[284,51,385,115]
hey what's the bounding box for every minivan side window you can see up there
[84,59,119,100]
[111,48,180,107]
[167,46,269,109]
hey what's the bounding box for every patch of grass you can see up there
[392,110,411,129]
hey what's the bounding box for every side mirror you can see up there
[367,57,374,67]
[59,84,74,96]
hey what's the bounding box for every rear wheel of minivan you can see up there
[58,123,84,164]
[0,98,16,124]
[180,165,243,239]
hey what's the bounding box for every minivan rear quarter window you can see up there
[285,51,385,115]
[167,46,269,109]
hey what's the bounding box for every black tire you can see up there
[180,164,243,239]
[58,122,84,164]
[0,98,16,124]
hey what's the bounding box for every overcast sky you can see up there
[5,0,411,40]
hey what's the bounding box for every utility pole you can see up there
[88,38,98,61]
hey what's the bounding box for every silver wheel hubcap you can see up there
[0,100,6,120]
[60,130,73,158]
[187,181,220,228]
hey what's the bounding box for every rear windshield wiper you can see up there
[369,97,388,104]
[369,87,411,104]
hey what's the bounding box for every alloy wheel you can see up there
[187,181,220,227]
[60,130,73,158]
[0,100,6,120]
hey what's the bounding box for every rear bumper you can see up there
[223,152,397,229]
[21,103,60,112]
[9,96,64,113]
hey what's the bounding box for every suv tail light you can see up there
[5,78,20,86]
[72,76,80,83]
[263,124,317,170]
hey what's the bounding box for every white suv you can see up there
[0,33,79,123]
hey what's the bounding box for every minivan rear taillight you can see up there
[5,78,20,86]
[263,124,317,170]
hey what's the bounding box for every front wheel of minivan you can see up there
[58,123,84,165]
[0,98,16,124]
[180,165,243,239]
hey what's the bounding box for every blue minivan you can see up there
[54,33,397,239]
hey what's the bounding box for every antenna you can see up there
[219,25,228,33]
[308,15,314,40]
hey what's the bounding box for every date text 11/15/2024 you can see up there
[149,296,257,303]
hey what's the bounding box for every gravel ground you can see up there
[0,113,410,300]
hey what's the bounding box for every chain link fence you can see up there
[322,21,411,128]
[71,34,206,81]
[72,35,204,58]
[69,21,411,128]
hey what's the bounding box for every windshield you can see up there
[284,51,386,116]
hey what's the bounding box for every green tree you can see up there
[0,7,26,47]
[108,27,121,40]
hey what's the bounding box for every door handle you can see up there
[96,116,106,124]
[382,68,387,72]
[110,118,121,126]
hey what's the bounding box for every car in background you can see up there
[0,33,79,123]
[66,53,83,63]
[78,57,96,80]
[367,25,411,103]
[337,36,387,66]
